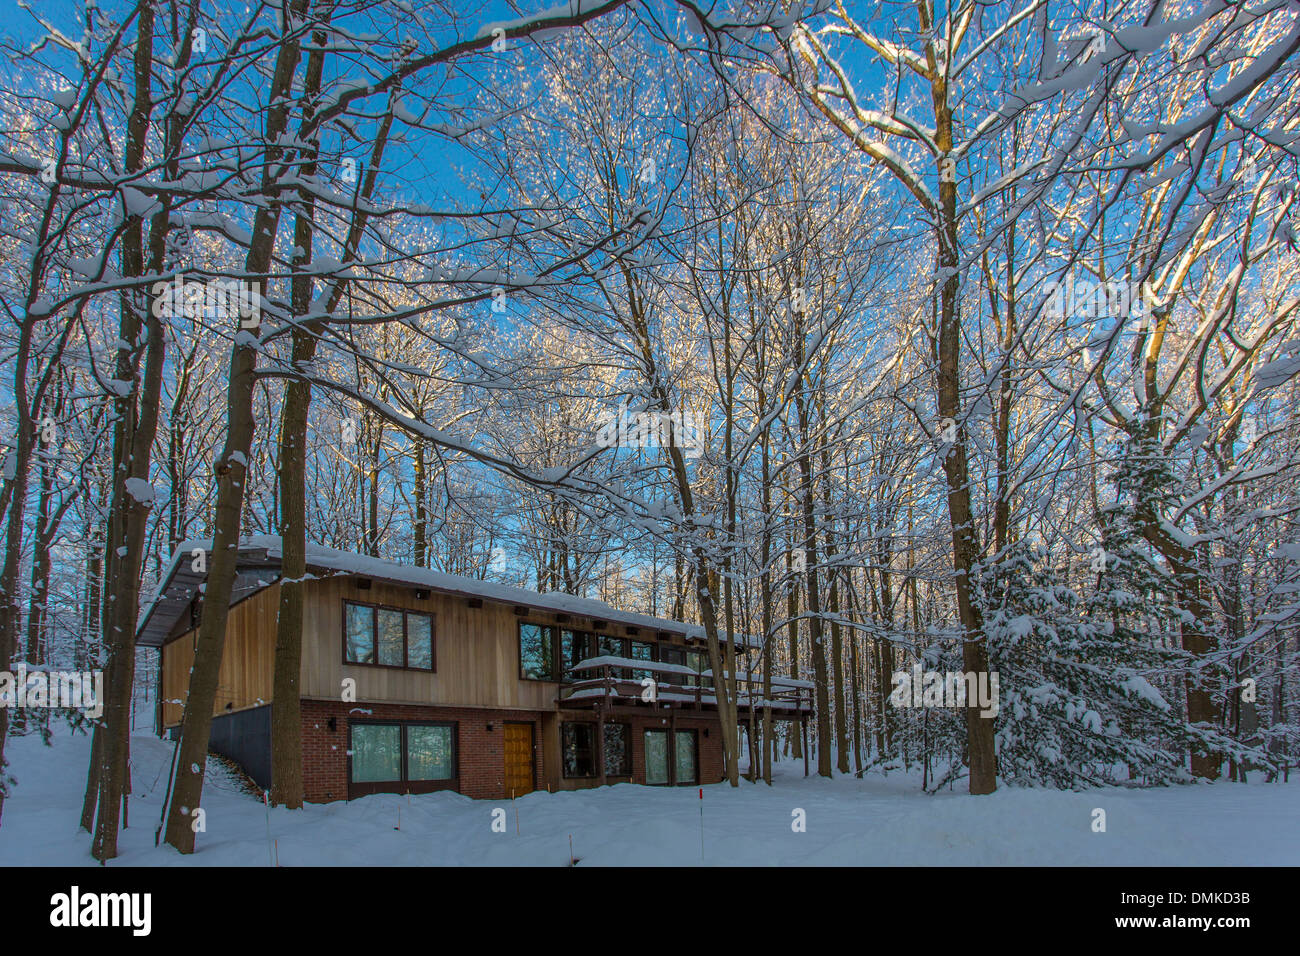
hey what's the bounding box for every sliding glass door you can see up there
[643,728,698,785]
[644,729,670,785]
[674,730,697,785]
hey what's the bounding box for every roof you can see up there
[135,535,762,650]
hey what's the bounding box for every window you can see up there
[407,615,433,669]
[660,647,686,691]
[557,721,632,779]
[643,728,697,786]
[603,723,631,776]
[674,730,698,784]
[560,629,591,682]
[686,649,712,689]
[343,601,435,670]
[377,609,404,666]
[349,722,456,787]
[598,634,629,659]
[345,604,375,665]
[644,729,669,785]
[562,723,596,777]
[519,623,557,680]
[660,646,685,669]
[598,634,629,678]
[406,724,455,781]
[351,723,401,782]
[630,641,655,681]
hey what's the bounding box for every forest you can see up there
[0,0,1297,864]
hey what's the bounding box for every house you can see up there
[137,536,812,802]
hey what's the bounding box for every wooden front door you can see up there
[503,722,535,796]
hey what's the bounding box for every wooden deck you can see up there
[557,657,813,719]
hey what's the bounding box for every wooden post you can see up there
[596,666,608,787]
[802,718,809,777]
[670,707,677,786]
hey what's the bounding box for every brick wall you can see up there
[620,712,725,787]
[301,699,546,803]
[302,698,727,803]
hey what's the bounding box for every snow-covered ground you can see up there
[1,728,1295,866]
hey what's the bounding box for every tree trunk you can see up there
[821,441,849,773]
[93,0,192,859]
[269,0,340,811]
[164,0,310,853]
[786,543,801,760]
[759,420,774,784]
[933,80,996,795]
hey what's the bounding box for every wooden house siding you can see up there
[299,576,560,710]
[160,582,280,727]
[160,572,716,724]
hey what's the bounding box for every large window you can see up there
[519,623,557,680]
[643,728,698,786]
[560,629,591,682]
[561,722,596,777]
[603,723,631,776]
[562,722,630,778]
[644,729,669,785]
[674,730,698,784]
[522,625,670,685]
[598,634,628,658]
[629,641,655,681]
[344,602,435,670]
[377,609,404,666]
[346,603,376,665]
[686,649,712,689]
[407,615,433,669]
[351,723,401,782]
[659,647,686,693]
[598,635,630,679]
[350,722,456,787]
[523,625,604,682]
[406,724,455,781]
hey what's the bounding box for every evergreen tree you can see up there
[983,429,1264,787]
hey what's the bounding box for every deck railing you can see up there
[557,656,812,716]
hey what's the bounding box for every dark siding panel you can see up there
[209,705,272,790]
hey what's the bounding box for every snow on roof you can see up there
[561,686,719,706]
[569,655,698,675]
[136,535,762,649]
[705,669,816,690]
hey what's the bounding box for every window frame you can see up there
[673,728,699,786]
[518,621,559,682]
[404,721,458,783]
[560,721,598,779]
[560,629,594,683]
[342,600,436,672]
[629,640,656,681]
[685,647,712,689]
[643,727,671,785]
[348,720,403,785]
[347,719,458,796]
[642,726,699,786]
[597,634,630,679]
[602,722,632,777]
